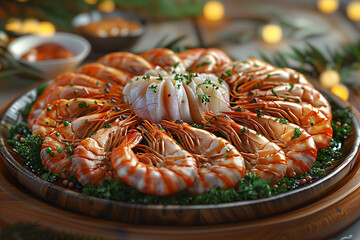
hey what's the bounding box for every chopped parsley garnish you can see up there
[255,108,264,118]
[149,84,157,93]
[197,78,219,90]
[274,118,289,124]
[198,92,211,104]
[289,82,294,92]
[266,74,271,79]
[157,73,163,80]
[78,101,90,108]
[142,75,150,80]
[173,62,180,68]
[224,70,232,77]
[102,122,111,128]
[271,89,277,96]
[196,61,211,68]
[291,128,302,140]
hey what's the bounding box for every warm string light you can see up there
[5,18,55,36]
[331,84,349,101]
[98,0,115,13]
[261,24,282,44]
[203,1,225,21]
[347,1,360,21]
[319,69,340,88]
[317,0,339,14]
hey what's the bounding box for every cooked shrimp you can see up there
[235,101,333,148]
[177,48,205,68]
[31,98,127,137]
[72,115,139,186]
[27,72,121,127]
[97,52,153,75]
[140,48,185,69]
[161,121,245,194]
[40,110,128,177]
[76,63,131,86]
[204,113,287,181]
[224,111,317,177]
[233,83,332,120]
[189,48,232,76]
[111,122,198,196]
[224,59,312,95]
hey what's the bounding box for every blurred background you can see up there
[0,0,360,106]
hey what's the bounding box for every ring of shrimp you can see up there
[111,125,198,196]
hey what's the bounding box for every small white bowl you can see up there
[8,32,91,79]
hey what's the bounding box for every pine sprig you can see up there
[0,46,43,80]
[260,41,360,84]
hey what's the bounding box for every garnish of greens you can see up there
[7,102,352,204]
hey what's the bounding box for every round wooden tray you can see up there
[1,84,360,228]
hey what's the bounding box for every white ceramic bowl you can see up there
[8,32,91,79]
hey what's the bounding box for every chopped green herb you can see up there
[271,89,277,96]
[311,121,315,126]
[66,103,69,107]
[173,62,180,68]
[78,101,90,108]
[73,89,78,93]
[196,61,211,68]
[149,84,158,93]
[42,168,57,182]
[266,74,271,79]
[289,82,294,92]
[291,128,302,140]
[157,73,163,80]
[84,119,89,123]
[65,142,69,147]
[274,118,289,124]
[198,92,211,104]
[255,108,264,118]
[225,70,232,77]
[284,97,288,101]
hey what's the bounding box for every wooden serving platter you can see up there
[1,84,360,238]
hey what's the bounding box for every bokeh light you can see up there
[38,21,56,36]
[331,84,349,101]
[203,1,225,21]
[319,69,340,88]
[84,0,97,4]
[261,24,283,44]
[98,0,115,13]
[5,18,22,33]
[317,0,339,14]
[347,1,360,21]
